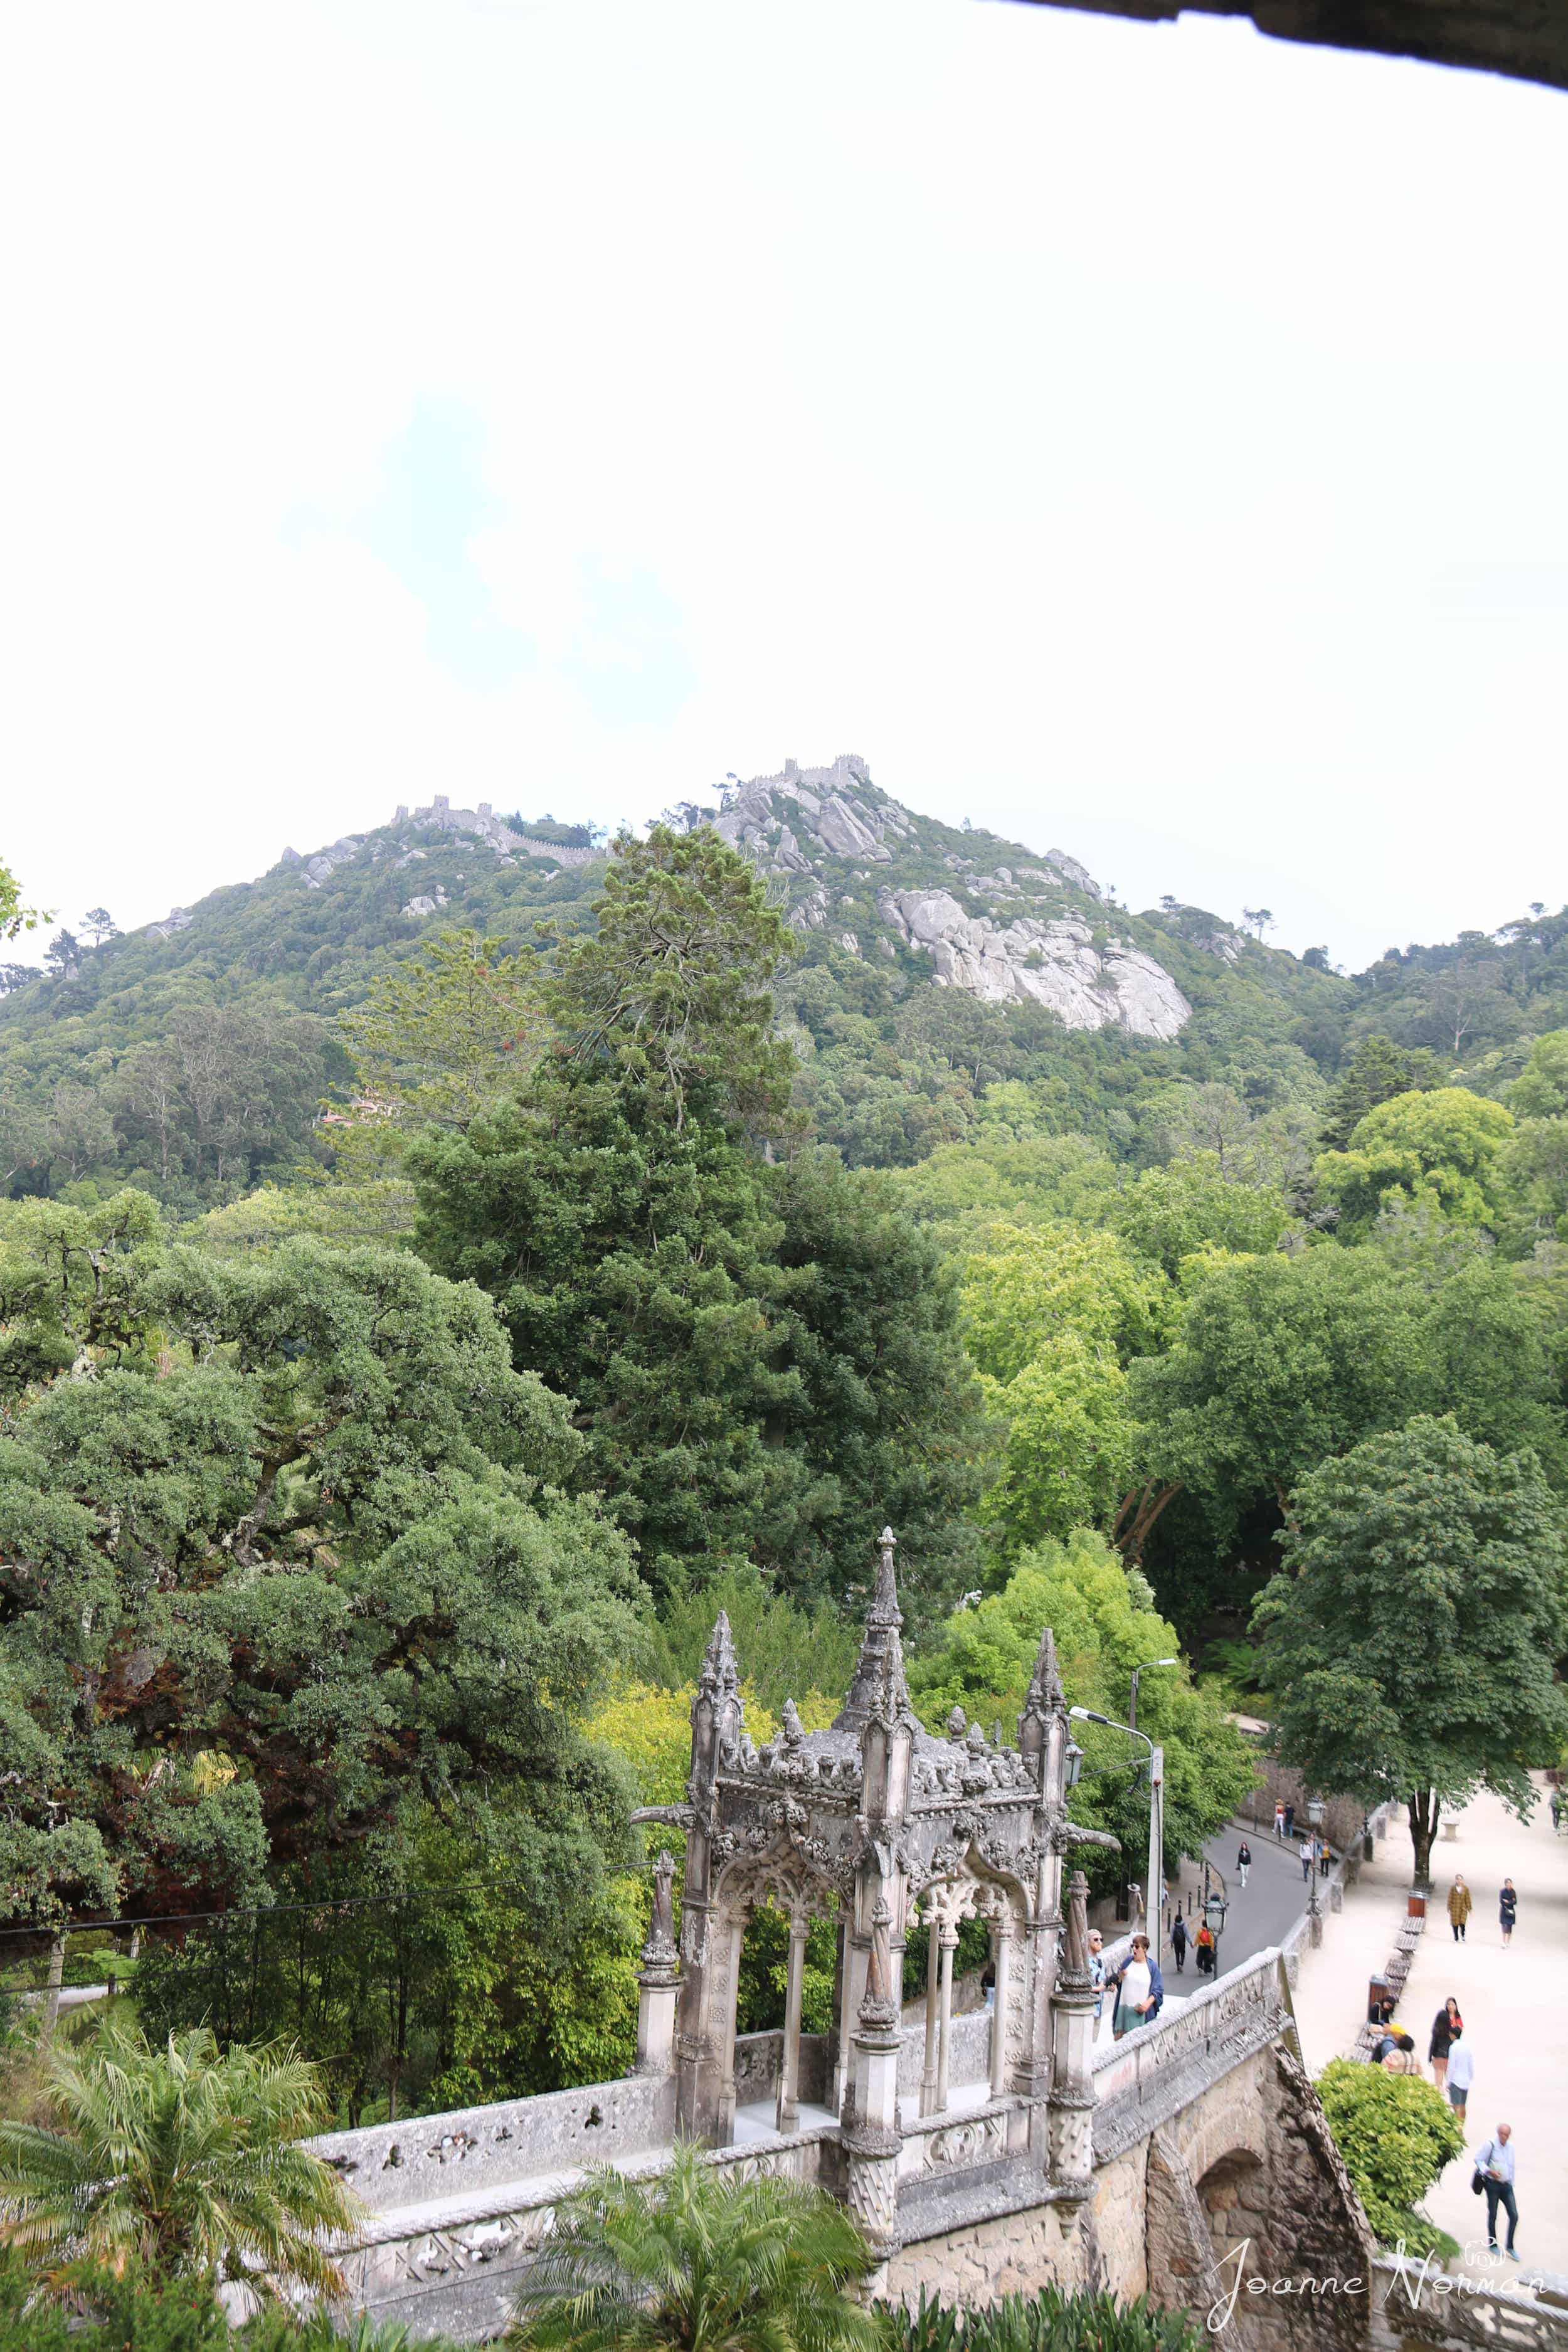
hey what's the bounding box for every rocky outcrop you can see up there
[714,755,896,871]
[300,839,364,889]
[1046,849,1102,901]
[145,906,194,940]
[714,752,1192,1041]
[882,889,1190,1040]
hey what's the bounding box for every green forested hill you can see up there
[3,803,1566,2130]
[1,758,1565,1210]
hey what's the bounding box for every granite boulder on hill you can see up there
[713,753,1192,1040]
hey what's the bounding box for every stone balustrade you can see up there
[1375,2256,1568,2352]
[1091,1946,1295,2163]
[308,2070,674,2218]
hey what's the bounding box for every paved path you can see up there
[1155,1818,1316,1990]
[1290,1777,1567,2283]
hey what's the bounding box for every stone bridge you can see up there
[318,1948,1372,2345]
[304,1534,1568,2351]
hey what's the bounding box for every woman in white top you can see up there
[1113,1935,1154,2039]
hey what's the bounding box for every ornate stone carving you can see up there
[845,2149,900,2249]
[1062,1868,1090,1978]
[919,2109,1009,2172]
[664,1520,1119,2188]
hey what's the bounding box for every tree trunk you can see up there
[1113,1480,1182,1563]
[1407,1789,1440,1892]
[40,1931,66,2052]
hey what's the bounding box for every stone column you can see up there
[990,1919,1014,2100]
[842,1900,903,2300]
[934,1920,958,2115]
[675,1613,744,2142]
[635,1850,681,2076]
[1048,1870,1097,2200]
[714,1910,745,2144]
[919,1914,940,2116]
[776,1912,810,2134]
[837,1930,869,2128]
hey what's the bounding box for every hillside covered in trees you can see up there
[6,756,1565,1214]
[3,785,1566,2132]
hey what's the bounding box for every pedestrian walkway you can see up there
[1290,1776,1567,2282]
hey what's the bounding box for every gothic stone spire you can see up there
[834,1527,914,1734]
[690,1608,744,1789]
[1020,1624,1065,1726]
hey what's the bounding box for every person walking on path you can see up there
[1448,1876,1472,1942]
[1236,1839,1251,1888]
[1475,2126,1519,2258]
[1283,1803,1296,1838]
[1088,1930,1106,2029]
[1300,1836,1314,1882]
[1274,1802,1286,1841]
[1500,1880,1518,1946]
[1446,2035,1475,2129]
[1170,1912,1188,1974]
[1429,1998,1463,2089]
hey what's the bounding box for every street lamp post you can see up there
[1305,1795,1325,1945]
[1071,1705,1163,1971]
[1128,1657,1179,1735]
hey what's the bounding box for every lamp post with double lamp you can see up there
[1128,1657,1179,1736]
[1071,1705,1163,1971]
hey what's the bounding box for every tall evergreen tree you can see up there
[415,834,987,1610]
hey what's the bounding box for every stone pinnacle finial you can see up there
[834,1525,914,1734]
[870,1527,901,1628]
[1024,1625,1066,1717]
[699,1609,739,1697]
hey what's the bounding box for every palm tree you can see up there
[0,2018,363,2297]
[506,2140,879,2352]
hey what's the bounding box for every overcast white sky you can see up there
[3,1,1565,972]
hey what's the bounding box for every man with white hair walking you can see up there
[1474,2124,1519,2259]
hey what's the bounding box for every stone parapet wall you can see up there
[1092,1947,1295,2164]
[727,2014,991,2109]
[1374,2257,1568,2352]
[898,2007,992,2097]
[336,2109,840,2341]
[307,2070,674,2217]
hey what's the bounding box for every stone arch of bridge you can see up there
[1177,2093,1269,2193]
[709,1841,844,2140]
[915,1853,1032,2116]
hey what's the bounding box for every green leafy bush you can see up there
[1316,2058,1465,2254]
[880,2285,1205,2352]
[0,2258,466,2352]
[0,2260,230,2352]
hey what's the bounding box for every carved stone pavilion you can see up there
[631,1527,1119,2272]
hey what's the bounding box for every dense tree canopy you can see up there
[908,1531,1257,1889]
[0,1229,640,1937]
[1254,1416,1568,1884]
[1313,1086,1515,1236]
[1127,1244,1565,1552]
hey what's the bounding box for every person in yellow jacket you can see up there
[1448,1876,1472,1942]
